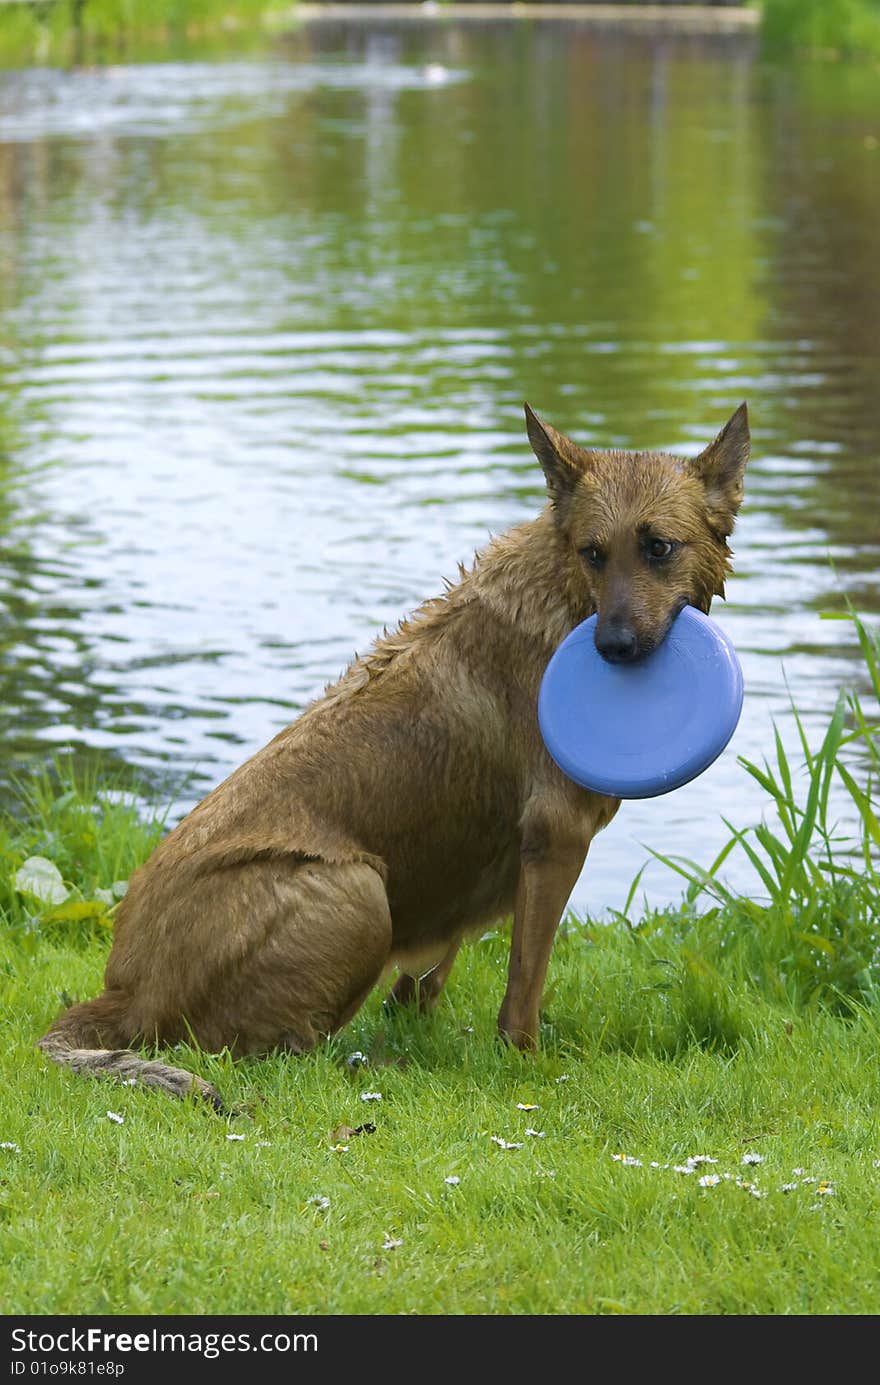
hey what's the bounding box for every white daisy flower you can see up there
[382,1236,403,1250]
[0,1142,21,1152]
[781,1183,799,1193]
[444,1176,461,1186]
[555,1074,569,1083]
[816,1182,835,1196]
[491,1137,523,1150]
[307,1195,330,1210]
[106,1112,124,1125]
[673,1164,695,1175]
[698,1174,721,1187]
[524,1129,546,1139]
[687,1155,718,1166]
[742,1152,764,1166]
[226,1133,245,1141]
[516,1103,539,1111]
[360,1092,382,1103]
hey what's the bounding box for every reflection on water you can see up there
[0,17,878,913]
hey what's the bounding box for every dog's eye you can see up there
[647,538,674,561]
[579,546,604,569]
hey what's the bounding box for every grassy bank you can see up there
[1,610,879,1314]
[761,0,880,58]
[0,0,295,67]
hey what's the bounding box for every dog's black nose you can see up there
[595,623,639,664]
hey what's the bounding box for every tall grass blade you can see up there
[818,691,848,826]
[836,761,880,855]
[645,848,734,905]
[773,724,796,838]
[719,819,779,901]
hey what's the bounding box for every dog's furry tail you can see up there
[37,994,224,1111]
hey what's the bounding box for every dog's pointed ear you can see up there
[690,402,749,536]
[524,403,583,519]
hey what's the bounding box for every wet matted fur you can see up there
[38,403,749,1106]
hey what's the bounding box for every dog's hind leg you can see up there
[38,859,393,1102]
[193,857,394,1058]
[386,937,462,1013]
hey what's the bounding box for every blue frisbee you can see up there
[538,606,743,799]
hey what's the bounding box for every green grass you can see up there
[0,0,294,67]
[2,611,880,1316]
[761,0,880,57]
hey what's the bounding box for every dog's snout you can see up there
[595,622,639,664]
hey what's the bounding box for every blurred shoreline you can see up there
[292,4,760,31]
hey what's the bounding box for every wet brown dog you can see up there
[38,403,749,1105]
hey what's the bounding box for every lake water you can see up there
[0,12,878,916]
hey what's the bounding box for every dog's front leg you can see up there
[497,822,587,1051]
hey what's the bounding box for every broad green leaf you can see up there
[43,900,111,924]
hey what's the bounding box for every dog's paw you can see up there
[496,1021,539,1053]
